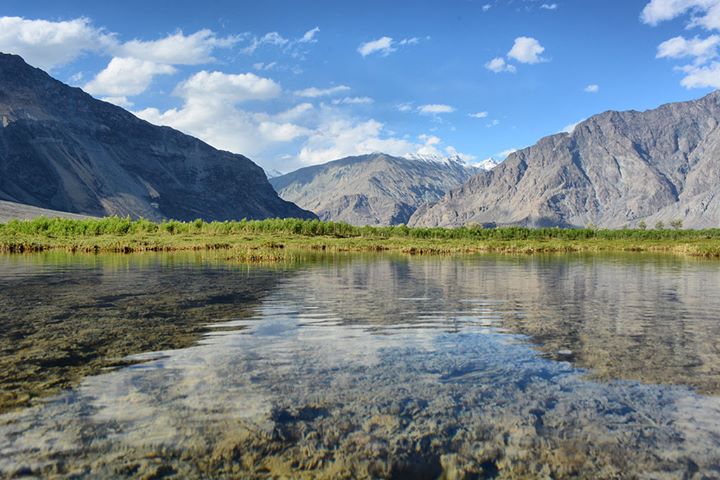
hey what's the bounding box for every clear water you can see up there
[0,252,719,478]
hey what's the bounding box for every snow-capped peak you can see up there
[405,152,467,165]
[472,157,501,171]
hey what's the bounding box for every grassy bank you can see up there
[1,216,720,260]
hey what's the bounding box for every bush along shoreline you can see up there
[1,216,720,260]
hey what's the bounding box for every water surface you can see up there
[1,252,719,478]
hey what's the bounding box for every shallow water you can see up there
[1,252,720,478]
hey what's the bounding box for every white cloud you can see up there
[498,148,518,158]
[397,103,414,112]
[358,36,395,57]
[271,103,314,123]
[469,111,489,118]
[641,0,720,29]
[176,70,282,102]
[296,116,473,166]
[134,71,290,157]
[562,118,586,133]
[294,85,351,97]
[332,96,374,105]
[253,61,278,71]
[644,1,720,88]
[100,96,133,108]
[485,57,516,73]
[258,122,311,142]
[678,61,720,87]
[486,119,500,127]
[507,36,546,64]
[399,37,420,45]
[584,84,600,93]
[356,35,425,57]
[657,34,720,62]
[418,133,441,145]
[113,29,238,65]
[84,57,176,96]
[242,31,289,54]
[299,27,320,43]
[0,16,114,70]
[417,104,455,114]
[541,3,558,10]
[482,4,492,12]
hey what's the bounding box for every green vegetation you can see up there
[1,216,720,260]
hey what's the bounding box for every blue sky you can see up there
[1,0,718,172]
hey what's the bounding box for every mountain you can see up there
[474,157,501,171]
[410,92,720,229]
[0,53,314,221]
[0,199,95,223]
[264,168,285,179]
[269,153,479,225]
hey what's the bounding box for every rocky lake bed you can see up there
[0,252,719,478]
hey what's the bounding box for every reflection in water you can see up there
[0,252,286,413]
[0,253,719,478]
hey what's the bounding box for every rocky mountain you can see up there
[270,153,479,225]
[0,53,314,221]
[0,199,94,223]
[410,91,720,229]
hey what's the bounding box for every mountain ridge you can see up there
[0,52,315,222]
[410,91,720,229]
[270,153,479,225]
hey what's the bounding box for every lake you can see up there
[0,252,719,478]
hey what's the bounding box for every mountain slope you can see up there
[410,92,720,229]
[0,200,95,223]
[0,53,314,221]
[270,153,479,225]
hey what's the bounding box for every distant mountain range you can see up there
[270,153,480,225]
[0,53,314,222]
[4,53,719,230]
[410,91,720,229]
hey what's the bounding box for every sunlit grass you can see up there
[1,216,720,259]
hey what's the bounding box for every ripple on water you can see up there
[0,253,719,478]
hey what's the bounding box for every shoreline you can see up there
[2,217,720,261]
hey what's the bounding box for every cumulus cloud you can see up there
[134,71,289,156]
[485,56,516,73]
[175,70,282,102]
[584,84,600,93]
[294,85,351,97]
[113,29,239,65]
[644,1,720,88]
[541,3,559,9]
[296,116,473,166]
[678,61,720,87]
[486,36,546,73]
[84,58,176,96]
[507,36,546,64]
[0,16,114,70]
[657,34,720,62]
[469,111,489,118]
[258,121,311,142]
[641,0,720,29]
[417,104,455,114]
